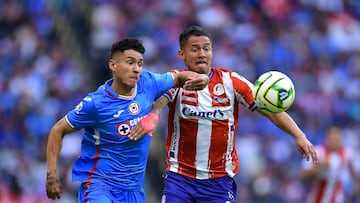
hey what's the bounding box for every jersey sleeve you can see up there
[231,72,257,111]
[65,95,97,129]
[150,72,175,99]
[162,69,180,103]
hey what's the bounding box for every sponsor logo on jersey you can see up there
[214,96,229,103]
[113,110,125,118]
[181,107,225,119]
[129,102,140,115]
[84,96,92,102]
[228,191,235,202]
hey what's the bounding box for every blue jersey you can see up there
[65,70,174,190]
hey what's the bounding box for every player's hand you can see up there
[128,113,159,141]
[46,171,62,200]
[295,136,318,164]
[183,74,209,90]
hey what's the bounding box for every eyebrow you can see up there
[190,42,211,46]
[125,56,144,61]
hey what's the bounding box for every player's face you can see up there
[178,35,212,75]
[326,127,342,151]
[109,49,143,90]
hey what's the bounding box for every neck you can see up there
[110,81,135,97]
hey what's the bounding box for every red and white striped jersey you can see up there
[163,67,257,179]
[302,145,354,203]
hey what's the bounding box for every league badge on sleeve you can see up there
[75,102,83,114]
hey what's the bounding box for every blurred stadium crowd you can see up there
[0,0,359,203]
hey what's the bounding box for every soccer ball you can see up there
[253,71,295,114]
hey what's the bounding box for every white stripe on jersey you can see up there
[168,100,181,173]
[195,118,212,179]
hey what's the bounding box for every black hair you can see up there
[179,26,211,49]
[110,38,145,59]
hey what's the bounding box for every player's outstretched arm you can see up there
[46,117,76,200]
[128,96,169,140]
[258,110,318,164]
[172,71,209,90]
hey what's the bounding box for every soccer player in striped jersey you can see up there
[300,126,359,203]
[129,26,318,203]
[45,38,209,203]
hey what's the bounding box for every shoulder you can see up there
[212,67,232,74]
[212,67,247,80]
[83,84,113,109]
[140,69,154,78]
[140,69,172,79]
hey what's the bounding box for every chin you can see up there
[126,82,137,89]
[193,64,210,74]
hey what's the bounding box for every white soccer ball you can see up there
[253,71,295,114]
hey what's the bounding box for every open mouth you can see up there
[196,61,207,65]
[129,76,139,80]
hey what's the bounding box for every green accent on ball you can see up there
[288,87,294,96]
[253,73,273,103]
[254,80,263,87]
[270,85,283,91]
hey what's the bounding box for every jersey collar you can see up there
[104,78,137,100]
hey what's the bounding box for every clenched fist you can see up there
[46,171,62,200]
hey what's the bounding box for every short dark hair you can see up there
[110,38,145,58]
[179,26,211,49]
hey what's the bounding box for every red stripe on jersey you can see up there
[181,90,199,106]
[331,181,343,202]
[83,145,101,202]
[232,74,255,105]
[208,119,230,178]
[177,117,198,177]
[314,179,327,203]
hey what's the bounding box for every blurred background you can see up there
[0,0,360,202]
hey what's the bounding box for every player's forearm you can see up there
[151,96,169,116]
[46,118,73,174]
[173,71,198,87]
[266,111,305,139]
[46,128,64,174]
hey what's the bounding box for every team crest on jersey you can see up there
[75,102,83,114]
[128,102,140,115]
[117,122,131,136]
[213,84,225,96]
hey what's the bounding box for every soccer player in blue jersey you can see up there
[45,38,209,203]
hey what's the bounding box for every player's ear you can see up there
[109,59,116,72]
[178,49,185,60]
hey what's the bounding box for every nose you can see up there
[133,64,141,72]
[198,49,206,58]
